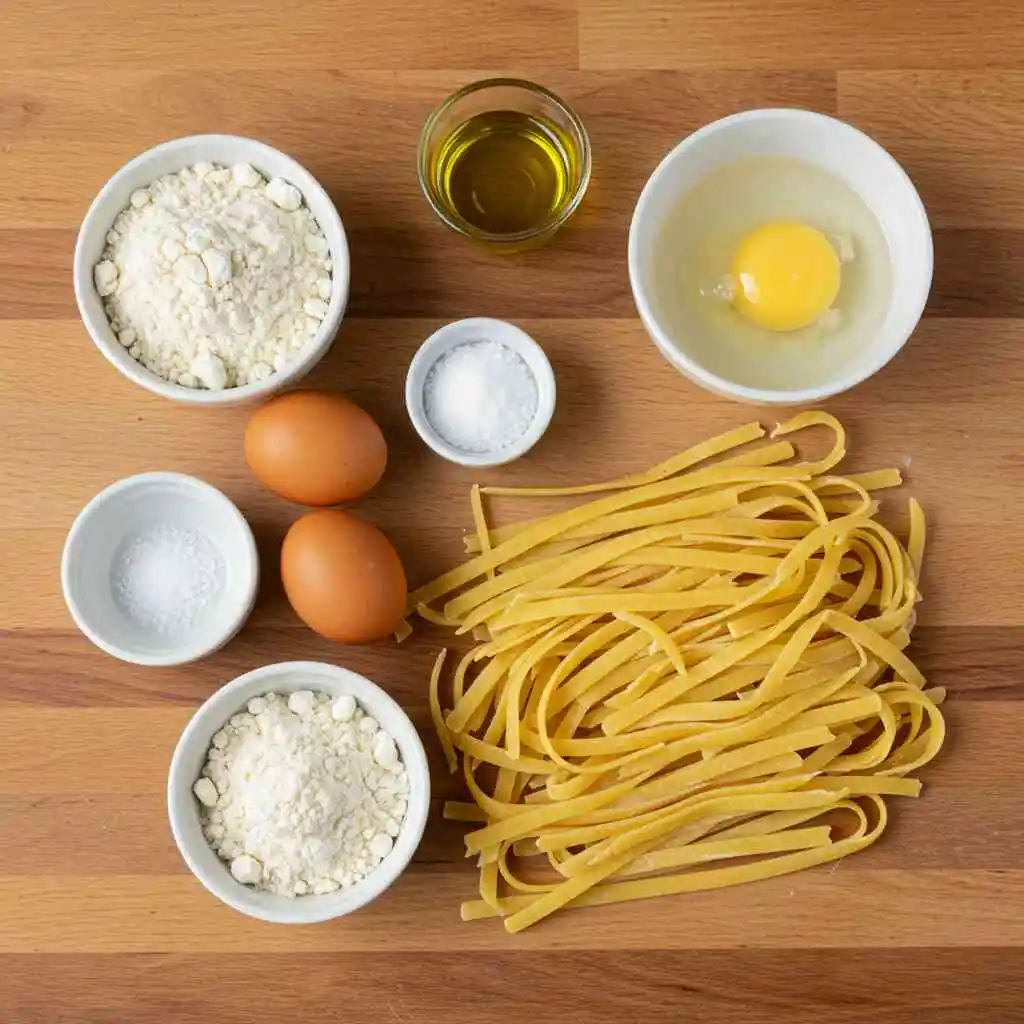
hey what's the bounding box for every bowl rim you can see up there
[628,107,934,405]
[404,316,557,467]
[166,660,431,924]
[73,133,350,406]
[60,471,259,666]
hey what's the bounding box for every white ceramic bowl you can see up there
[167,661,430,924]
[406,317,557,468]
[629,108,933,404]
[61,472,259,666]
[73,134,350,405]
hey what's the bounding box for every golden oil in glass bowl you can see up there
[418,80,591,250]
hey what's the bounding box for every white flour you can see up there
[194,690,409,896]
[94,162,332,390]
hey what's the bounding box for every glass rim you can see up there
[416,77,593,245]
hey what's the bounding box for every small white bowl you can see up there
[73,134,349,405]
[405,317,556,468]
[167,661,430,924]
[629,108,933,405]
[61,472,259,666]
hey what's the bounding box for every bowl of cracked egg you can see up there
[629,108,932,404]
[73,135,349,405]
[167,661,430,923]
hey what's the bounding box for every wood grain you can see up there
[0,701,1016,874]
[0,625,1019,707]
[0,1,578,70]
[5,870,1024,953]
[579,0,1024,70]
[838,71,1024,229]
[0,698,1008,795]
[3,951,1023,1024]
[3,318,1023,629]
[2,1,1024,1021]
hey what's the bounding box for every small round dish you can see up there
[167,661,430,924]
[61,472,259,666]
[417,78,592,250]
[73,134,349,405]
[405,317,556,468]
[629,108,932,405]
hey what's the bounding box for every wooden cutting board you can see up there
[2,1,1023,1020]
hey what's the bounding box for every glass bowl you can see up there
[417,78,591,250]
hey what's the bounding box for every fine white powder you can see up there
[112,523,224,633]
[94,161,332,390]
[194,690,409,896]
[423,340,539,454]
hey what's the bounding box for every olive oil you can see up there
[432,110,575,237]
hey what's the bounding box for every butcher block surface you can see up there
[2,1,1024,1020]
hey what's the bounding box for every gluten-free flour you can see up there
[94,162,333,390]
[194,690,409,896]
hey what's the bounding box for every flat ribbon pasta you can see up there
[414,414,944,932]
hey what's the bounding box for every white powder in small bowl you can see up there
[194,689,409,897]
[112,523,224,634]
[422,340,539,454]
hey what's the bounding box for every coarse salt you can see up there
[112,523,224,633]
[423,340,539,454]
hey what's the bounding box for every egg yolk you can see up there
[730,221,840,332]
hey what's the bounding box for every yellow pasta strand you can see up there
[469,484,495,581]
[480,421,769,497]
[428,650,457,774]
[413,415,944,931]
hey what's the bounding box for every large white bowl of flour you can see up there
[168,661,430,924]
[74,135,349,405]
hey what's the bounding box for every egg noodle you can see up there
[405,413,945,933]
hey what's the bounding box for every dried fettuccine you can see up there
[408,414,944,933]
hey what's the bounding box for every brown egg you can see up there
[281,509,407,643]
[245,391,387,506]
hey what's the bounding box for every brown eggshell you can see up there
[245,391,387,506]
[281,509,407,643]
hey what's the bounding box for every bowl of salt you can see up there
[405,317,557,468]
[61,472,259,666]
